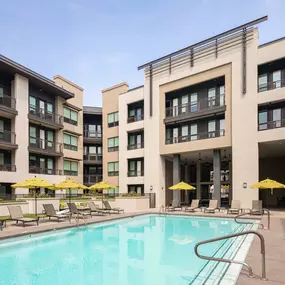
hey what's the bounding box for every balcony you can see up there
[28,108,63,130]
[164,95,225,124]
[127,170,144,177]
[0,164,16,172]
[29,167,62,175]
[83,130,102,144]
[29,138,63,157]
[83,153,103,165]
[258,120,285,131]
[0,130,18,150]
[0,95,17,118]
[127,113,144,123]
[127,142,144,150]
[258,79,285,93]
[84,175,102,185]
[166,129,225,144]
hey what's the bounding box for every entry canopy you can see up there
[169,181,196,190]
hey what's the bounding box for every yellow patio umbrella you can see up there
[89,181,116,207]
[169,181,196,190]
[12,177,53,215]
[54,179,88,204]
[250,178,285,195]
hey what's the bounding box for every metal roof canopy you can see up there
[138,16,268,70]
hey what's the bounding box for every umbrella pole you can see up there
[69,189,71,204]
[102,189,103,209]
[35,188,37,217]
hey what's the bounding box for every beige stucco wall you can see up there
[54,75,84,183]
[118,87,144,193]
[258,38,285,64]
[102,83,129,187]
[159,64,232,155]
[142,28,259,208]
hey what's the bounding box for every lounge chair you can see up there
[184,199,200,212]
[7,206,39,227]
[43,204,71,222]
[204,200,219,213]
[103,200,124,214]
[227,200,241,215]
[87,201,108,215]
[67,203,91,219]
[166,200,182,211]
[250,200,263,215]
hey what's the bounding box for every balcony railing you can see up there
[258,119,285,131]
[0,164,16,172]
[0,130,16,144]
[83,130,102,139]
[127,114,144,123]
[127,170,144,177]
[29,107,63,126]
[166,95,225,118]
[83,153,103,162]
[258,79,285,92]
[166,129,225,144]
[84,175,102,184]
[127,142,144,150]
[108,171,119,176]
[64,170,78,176]
[29,138,63,154]
[108,146,119,152]
[0,94,16,109]
[29,167,62,175]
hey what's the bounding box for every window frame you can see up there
[108,112,119,127]
[108,136,119,152]
[108,161,119,176]
[63,107,78,126]
[63,133,78,151]
[64,160,78,176]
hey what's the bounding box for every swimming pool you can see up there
[0,214,256,285]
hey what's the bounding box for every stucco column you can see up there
[228,161,232,204]
[173,154,181,203]
[185,164,190,203]
[196,160,201,199]
[213,149,221,206]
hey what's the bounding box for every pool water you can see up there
[0,215,253,285]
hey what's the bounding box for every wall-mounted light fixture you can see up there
[242,182,247,189]
[150,185,153,191]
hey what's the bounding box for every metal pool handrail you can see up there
[235,209,270,230]
[194,230,267,281]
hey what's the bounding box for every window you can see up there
[166,128,171,144]
[47,131,54,148]
[172,98,178,117]
[108,162,119,176]
[64,160,78,176]
[47,159,54,175]
[273,70,281,88]
[128,185,144,194]
[219,86,225,106]
[181,95,188,114]
[29,126,37,144]
[208,88,216,107]
[273,109,281,128]
[108,112,119,127]
[258,111,268,130]
[190,124,197,141]
[220,119,225,136]
[0,152,4,165]
[128,159,144,177]
[29,155,36,168]
[64,107,78,125]
[190,93,198,112]
[208,120,216,138]
[64,133,78,151]
[128,133,143,150]
[258,74,268,92]
[29,96,36,113]
[181,125,188,141]
[128,107,143,122]
[108,137,119,152]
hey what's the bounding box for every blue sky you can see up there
[0,0,284,106]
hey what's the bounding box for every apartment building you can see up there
[102,16,285,209]
[83,106,103,187]
[0,55,84,198]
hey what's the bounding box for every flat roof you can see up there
[83,106,102,115]
[0,54,74,99]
